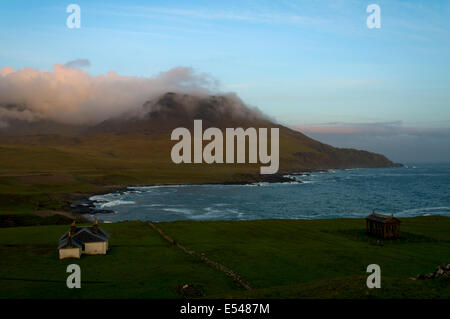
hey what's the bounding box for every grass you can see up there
[0,217,448,299]
[0,135,267,217]
[0,129,394,218]
[0,131,439,299]
[157,217,450,296]
[0,222,243,298]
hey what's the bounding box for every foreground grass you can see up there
[0,217,448,299]
[158,216,450,298]
[0,222,242,298]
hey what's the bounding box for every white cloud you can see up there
[0,64,218,125]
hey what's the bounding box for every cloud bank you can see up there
[295,122,450,163]
[0,62,219,127]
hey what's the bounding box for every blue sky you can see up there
[0,0,449,162]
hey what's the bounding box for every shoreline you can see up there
[69,165,408,220]
[69,173,301,217]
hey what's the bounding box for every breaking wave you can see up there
[89,164,450,222]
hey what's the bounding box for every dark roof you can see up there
[94,227,110,239]
[59,227,81,242]
[58,225,109,249]
[72,228,108,243]
[366,212,401,224]
[57,238,82,249]
[60,226,109,240]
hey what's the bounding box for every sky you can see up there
[0,0,449,163]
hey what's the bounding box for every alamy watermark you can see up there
[367,4,381,29]
[66,4,381,30]
[66,4,81,29]
[66,264,81,288]
[170,120,279,174]
[366,264,381,288]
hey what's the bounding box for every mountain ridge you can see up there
[0,92,401,174]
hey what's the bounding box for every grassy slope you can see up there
[0,128,395,217]
[0,217,448,299]
[0,134,263,216]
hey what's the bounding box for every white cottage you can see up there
[58,220,110,259]
[58,232,81,259]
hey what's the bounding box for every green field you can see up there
[0,216,448,299]
[0,133,301,219]
[0,131,445,299]
[0,126,395,220]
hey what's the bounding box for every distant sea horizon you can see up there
[90,163,450,222]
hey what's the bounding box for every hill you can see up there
[0,92,398,172]
[0,92,399,217]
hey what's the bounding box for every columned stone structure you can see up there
[366,211,401,239]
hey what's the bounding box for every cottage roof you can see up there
[58,225,109,249]
[93,227,110,239]
[72,228,108,243]
[366,211,401,224]
[57,237,82,249]
[60,226,109,241]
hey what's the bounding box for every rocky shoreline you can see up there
[68,173,301,217]
[67,166,400,218]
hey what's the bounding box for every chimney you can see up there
[70,220,76,234]
[67,231,73,247]
[93,219,99,233]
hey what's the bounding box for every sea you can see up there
[89,163,450,222]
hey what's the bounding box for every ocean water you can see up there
[90,164,450,222]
